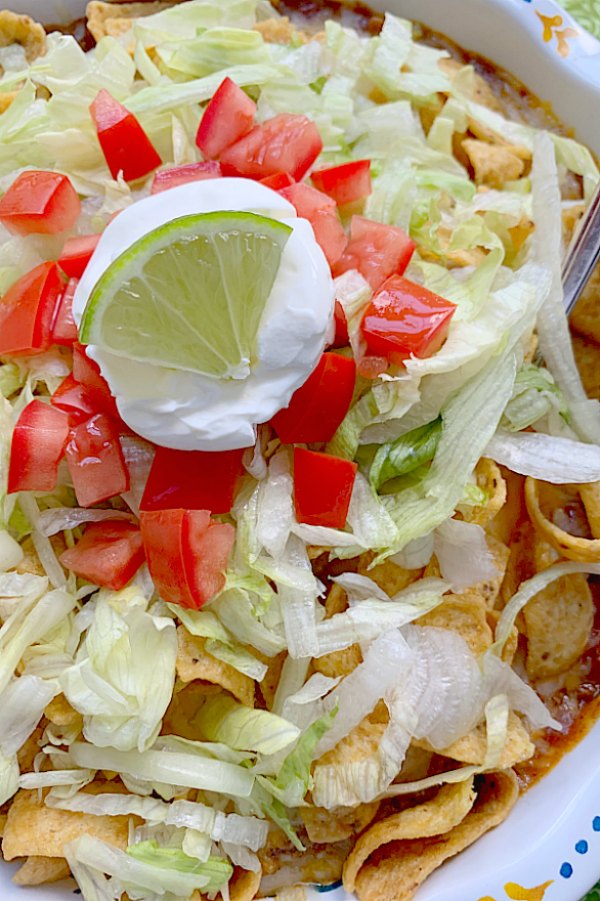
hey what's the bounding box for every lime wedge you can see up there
[79,211,292,379]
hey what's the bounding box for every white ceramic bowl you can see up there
[2,2,600,901]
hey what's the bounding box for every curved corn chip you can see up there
[12,856,70,886]
[414,712,533,767]
[463,459,507,527]
[86,1,173,43]
[45,694,83,728]
[358,555,421,595]
[418,590,493,655]
[578,481,600,538]
[0,10,45,63]
[176,627,255,706]
[313,580,363,679]
[525,477,600,562]
[301,802,380,844]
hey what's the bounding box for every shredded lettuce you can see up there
[369,417,442,492]
[486,429,600,483]
[195,694,300,755]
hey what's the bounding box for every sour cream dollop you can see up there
[72,179,335,451]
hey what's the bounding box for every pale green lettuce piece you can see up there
[126,841,233,893]
[502,364,566,431]
[196,694,299,755]
[157,28,270,78]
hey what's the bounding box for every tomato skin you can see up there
[293,447,357,529]
[279,182,346,266]
[0,171,80,236]
[259,171,295,190]
[58,235,100,279]
[151,161,222,194]
[7,400,70,494]
[59,521,145,591]
[332,216,415,291]
[361,275,457,364]
[51,374,97,424]
[72,343,120,421]
[311,160,372,206]
[196,77,256,160]
[51,277,79,346]
[141,447,246,515]
[141,508,234,609]
[271,352,356,444]
[65,413,130,507]
[0,262,63,356]
[331,300,349,348]
[91,89,162,182]
[220,114,323,182]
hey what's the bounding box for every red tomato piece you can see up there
[90,89,162,182]
[361,275,457,364]
[151,161,222,194]
[65,414,130,507]
[311,160,372,207]
[59,521,145,590]
[271,352,356,444]
[141,508,234,609]
[58,234,100,279]
[140,447,246,515]
[332,216,415,291]
[279,182,346,266]
[196,77,256,160]
[51,277,79,347]
[293,447,357,529]
[8,400,70,494]
[331,300,349,348]
[220,114,323,182]
[357,355,388,380]
[51,374,96,424]
[0,171,80,236]
[259,171,295,190]
[0,262,63,356]
[72,343,120,421]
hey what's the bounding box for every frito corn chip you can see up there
[358,555,421,595]
[258,650,286,710]
[176,627,255,706]
[578,481,600,538]
[462,139,525,188]
[0,10,45,63]
[525,477,600,562]
[86,1,173,42]
[2,790,130,860]
[301,802,380,845]
[464,459,508,527]
[415,712,533,767]
[259,827,351,895]
[348,770,519,901]
[45,694,83,728]
[438,58,502,112]
[313,581,362,679]
[418,590,493,655]
[12,856,70,886]
[343,779,476,893]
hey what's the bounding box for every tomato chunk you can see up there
[59,521,144,591]
[141,508,234,609]
[151,161,222,194]
[311,160,372,207]
[361,275,457,364]
[220,114,323,182]
[58,234,100,279]
[331,301,349,348]
[271,352,356,444]
[0,171,80,236]
[8,400,70,494]
[51,277,79,347]
[280,182,346,266]
[51,374,96,424]
[332,216,415,291]
[65,414,130,507]
[72,343,120,420]
[141,447,245,515]
[0,262,63,356]
[260,171,295,190]
[294,447,357,529]
[91,89,162,182]
[196,77,256,160]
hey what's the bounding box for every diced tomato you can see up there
[279,182,346,266]
[332,216,415,291]
[90,89,162,182]
[220,114,323,182]
[151,161,222,194]
[58,234,100,279]
[72,343,120,420]
[141,447,246,515]
[0,171,80,236]
[331,300,349,348]
[65,414,130,507]
[260,171,295,190]
[357,355,388,380]
[51,278,79,346]
[271,352,356,444]
[311,160,372,207]
[59,521,144,591]
[196,77,256,160]
[141,508,234,609]
[361,275,457,365]
[293,447,357,529]
[0,262,63,356]
[7,400,70,494]
[51,374,96,424]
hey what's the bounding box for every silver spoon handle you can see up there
[562,178,600,317]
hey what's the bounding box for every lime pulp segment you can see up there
[79,211,293,379]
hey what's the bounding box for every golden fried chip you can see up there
[258,650,286,710]
[573,333,600,401]
[0,813,7,837]
[312,719,387,808]
[86,1,173,42]
[0,10,45,63]
[254,17,304,44]
[15,538,44,576]
[475,535,510,609]
[415,712,533,767]
[301,802,380,845]
[462,139,525,188]
[349,770,519,901]
[16,727,42,773]
[487,609,519,664]
[438,58,502,112]
[0,91,17,114]
[525,477,600,562]
[343,779,476,894]
[313,581,363,679]
[12,856,71,886]
[259,827,351,893]
[176,627,255,706]
[418,590,493,655]
[2,790,130,860]
[571,265,600,344]
[45,694,83,728]
[578,481,600,538]
[230,867,262,901]
[358,556,420,595]
[463,459,507,527]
